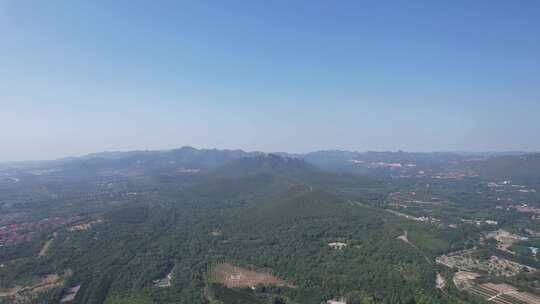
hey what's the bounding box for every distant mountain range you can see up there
[2,146,540,182]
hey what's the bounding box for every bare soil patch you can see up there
[485,230,528,254]
[437,249,535,277]
[0,270,71,302]
[60,284,81,303]
[397,230,410,244]
[210,263,291,288]
[210,229,223,237]
[69,219,103,232]
[38,239,53,257]
[452,271,480,290]
[153,269,173,288]
[436,273,446,289]
[328,242,347,250]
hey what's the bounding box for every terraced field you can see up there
[466,283,540,304]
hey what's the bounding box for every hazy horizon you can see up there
[1,144,538,164]
[2,1,539,161]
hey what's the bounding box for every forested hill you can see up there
[0,147,260,178]
[212,154,318,178]
[464,153,540,182]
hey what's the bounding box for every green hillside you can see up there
[468,153,540,182]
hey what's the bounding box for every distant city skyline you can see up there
[2,1,539,161]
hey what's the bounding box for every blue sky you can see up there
[1,1,539,161]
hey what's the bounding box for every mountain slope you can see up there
[466,153,540,182]
[213,154,318,178]
[12,147,261,178]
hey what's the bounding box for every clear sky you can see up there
[1,1,539,161]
